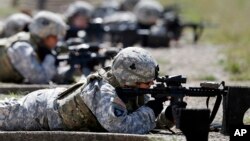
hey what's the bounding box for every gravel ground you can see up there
[147,43,229,82]
[0,43,248,141]
[145,44,249,141]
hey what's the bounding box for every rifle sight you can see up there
[156,75,187,86]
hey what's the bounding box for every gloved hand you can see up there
[165,101,187,123]
[145,98,167,117]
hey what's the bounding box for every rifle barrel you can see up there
[116,87,225,98]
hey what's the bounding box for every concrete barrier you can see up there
[0,131,171,141]
[0,84,70,94]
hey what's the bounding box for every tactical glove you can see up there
[145,98,166,117]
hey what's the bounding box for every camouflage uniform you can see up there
[80,70,156,133]
[0,47,173,133]
[0,11,66,84]
[0,70,158,133]
[6,37,57,84]
[0,87,66,130]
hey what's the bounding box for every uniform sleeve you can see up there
[7,42,57,84]
[81,80,156,134]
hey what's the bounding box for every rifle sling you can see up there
[209,94,222,124]
[206,97,210,109]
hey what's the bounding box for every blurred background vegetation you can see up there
[159,0,250,81]
[0,0,249,81]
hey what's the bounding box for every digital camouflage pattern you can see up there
[0,76,155,133]
[0,70,172,133]
[111,47,157,86]
[29,11,66,39]
[82,71,157,133]
[57,82,104,131]
[134,0,163,25]
[65,1,94,19]
[0,88,66,130]
[0,46,172,132]
[0,32,56,83]
[0,32,57,84]
[1,13,32,38]
[7,41,57,84]
[0,11,66,84]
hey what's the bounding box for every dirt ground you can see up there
[147,43,229,81]
[1,43,249,141]
[146,43,250,141]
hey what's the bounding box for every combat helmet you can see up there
[3,13,32,37]
[29,11,67,39]
[111,47,158,86]
[65,1,94,21]
[120,0,141,11]
[134,0,163,25]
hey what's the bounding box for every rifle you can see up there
[162,5,204,43]
[57,41,119,83]
[102,6,204,48]
[64,19,106,43]
[115,75,227,125]
[103,18,204,48]
[135,6,205,47]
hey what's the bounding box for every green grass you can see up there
[1,1,250,80]
[244,117,250,125]
[243,109,250,125]
[0,7,18,18]
[0,92,23,100]
[159,0,250,80]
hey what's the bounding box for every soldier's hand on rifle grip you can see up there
[145,97,168,117]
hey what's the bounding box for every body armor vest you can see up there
[56,68,145,131]
[0,32,32,82]
[57,81,105,131]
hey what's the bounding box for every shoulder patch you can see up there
[114,107,125,117]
